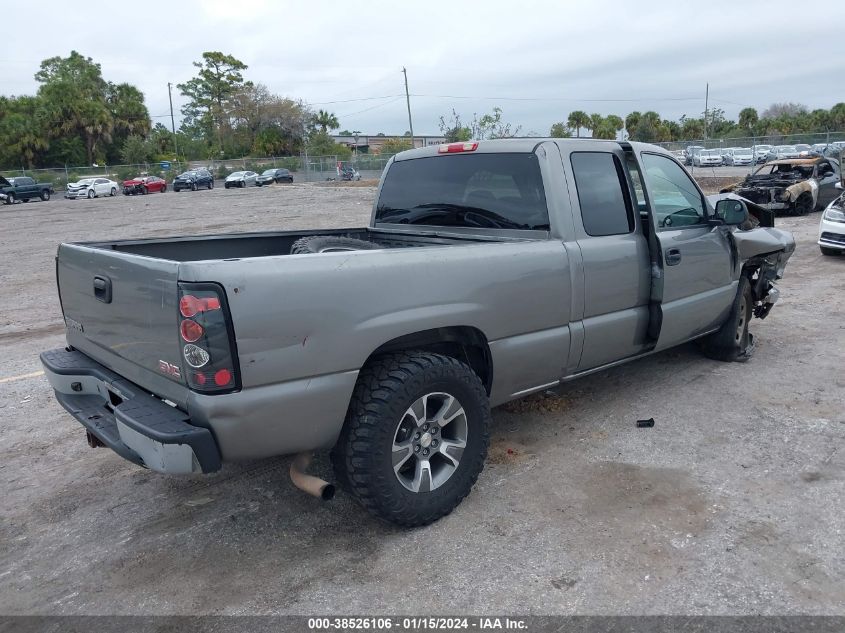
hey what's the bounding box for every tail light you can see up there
[177,283,240,394]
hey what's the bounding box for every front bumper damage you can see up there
[41,348,221,474]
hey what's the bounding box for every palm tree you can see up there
[314,109,339,133]
[566,111,590,138]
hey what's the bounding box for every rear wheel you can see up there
[699,276,754,362]
[208,180,214,189]
[333,352,490,527]
[110,187,116,197]
[40,190,50,201]
[161,184,167,193]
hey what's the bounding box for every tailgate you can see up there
[57,243,189,407]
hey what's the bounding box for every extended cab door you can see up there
[636,151,736,350]
[561,145,651,370]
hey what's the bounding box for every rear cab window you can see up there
[376,153,549,231]
[570,152,634,236]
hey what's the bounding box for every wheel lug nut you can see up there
[414,444,421,453]
[431,439,439,448]
[422,448,430,456]
[414,432,421,440]
[431,426,438,434]
[422,423,429,431]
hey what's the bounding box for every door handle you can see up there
[665,248,682,266]
[93,275,112,303]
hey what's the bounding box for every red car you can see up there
[122,176,167,195]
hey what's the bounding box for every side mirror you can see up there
[715,199,749,226]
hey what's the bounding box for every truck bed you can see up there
[90,227,519,262]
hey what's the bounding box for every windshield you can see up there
[262,169,276,176]
[77,178,95,185]
[178,172,196,178]
[701,150,718,156]
[228,171,245,177]
[376,153,549,231]
[734,148,752,156]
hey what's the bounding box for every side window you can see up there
[641,153,707,228]
[570,152,633,236]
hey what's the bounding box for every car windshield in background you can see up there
[229,171,245,177]
[735,149,752,155]
[376,153,549,231]
[702,150,719,156]
[262,170,276,176]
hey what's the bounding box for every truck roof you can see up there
[393,138,669,161]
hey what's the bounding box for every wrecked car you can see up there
[41,140,795,527]
[721,157,841,215]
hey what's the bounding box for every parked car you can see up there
[724,148,754,166]
[765,146,800,161]
[65,177,118,199]
[123,176,167,195]
[818,183,845,256]
[173,169,214,192]
[722,157,841,214]
[795,144,813,158]
[693,149,723,167]
[684,145,704,165]
[811,143,829,156]
[41,138,795,526]
[1,175,54,204]
[753,145,773,164]
[224,171,259,188]
[256,168,294,185]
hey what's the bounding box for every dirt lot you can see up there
[0,184,843,615]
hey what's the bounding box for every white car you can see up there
[224,171,258,188]
[65,177,118,199]
[819,183,845,256]
[726,148,754,166]
[693,149,723,167]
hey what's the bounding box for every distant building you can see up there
[331,134,447,154]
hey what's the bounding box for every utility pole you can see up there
[402,67,414,148]
[703,82,709,142]
[167,82,179,162]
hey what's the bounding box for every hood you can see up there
[175,173,195,180]
[0,176,10,187]
[123,178,143,185]
[67,181,92,188]
[225,174,245,180]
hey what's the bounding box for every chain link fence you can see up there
[7,153,395,191]
[654,131,845,152]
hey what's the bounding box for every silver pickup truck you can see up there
[41,139,795,526]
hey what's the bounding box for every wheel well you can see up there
[365,326,493,394]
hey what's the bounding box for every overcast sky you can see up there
[2,0,843,136]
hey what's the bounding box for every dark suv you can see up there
[256,168,294,185]
[173,169,214,192]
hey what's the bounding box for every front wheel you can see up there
[161,184,167,193]
[87,189,94,199]
[793,193,813,216]
[191,182,198,191]
[40,190,50,201]
[4,193,13,204]
[141,186,148,195]
[699,276,754,362]
[332,352,491,527]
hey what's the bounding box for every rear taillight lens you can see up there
[178,283,240,394]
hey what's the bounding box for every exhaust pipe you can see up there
[290,453,335,501]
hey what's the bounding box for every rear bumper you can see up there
[40,348,221,474]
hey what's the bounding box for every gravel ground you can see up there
[0,184,843,615]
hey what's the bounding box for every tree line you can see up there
[3,50,845,169]
[0,51,356,169]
